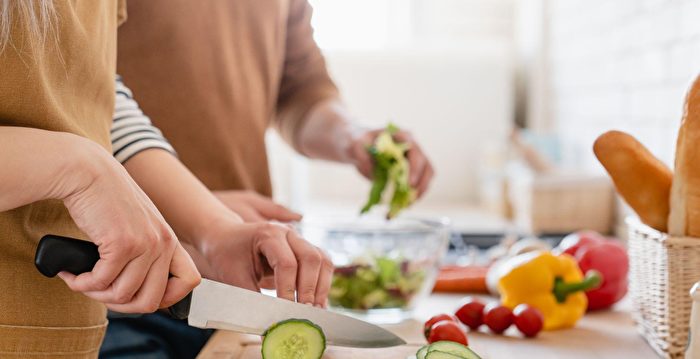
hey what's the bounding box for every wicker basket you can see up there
[508,173,614,234]
[627,218,700,358]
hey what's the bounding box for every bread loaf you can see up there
[593,131,672,232]
[669,77,700,236]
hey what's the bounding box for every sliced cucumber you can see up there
[262,319,326,359]
[416,345,429,359]
[425,351,463,359]
[428,341,482,359]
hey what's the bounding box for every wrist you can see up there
[51,133,114,200]
[342,125,369,163]
[298,100,364,163]
[189,209,243,255]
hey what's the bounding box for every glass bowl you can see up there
[297,216,450,324]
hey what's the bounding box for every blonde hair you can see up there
[0,0,58,54]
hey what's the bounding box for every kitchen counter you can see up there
[196,294,660,359]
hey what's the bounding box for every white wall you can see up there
[546,0,700,171]
[267,1,517,211]
[268,47,514,211]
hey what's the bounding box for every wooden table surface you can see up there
[197,294,660,359]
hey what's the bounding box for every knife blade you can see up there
[35,234,406,348]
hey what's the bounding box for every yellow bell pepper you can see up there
[497,251,601,330]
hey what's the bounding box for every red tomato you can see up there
[483,303,514,334]
[455,298,486,330]
[513,304,544,338]
[423,314,456,339]
[428,320,468,346]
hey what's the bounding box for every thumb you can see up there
[160,245,201,308]
[352,143,374,179]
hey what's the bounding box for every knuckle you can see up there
[112,234,137,255]
[321,256,334,269]
[302,251,322,266]
[91,276,111,291]
[277,259,297,272]
[136,229,160,253]
[113,290,133,304]
[141,300,160,313]
[300,284,316,296]
[258,223,282,238]
[122,243,137,257]
[160,229,177,248]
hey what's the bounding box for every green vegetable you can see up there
[360,123,417,219]
[425,352,463,359]
[416,342,483,359]
[427,342,482,359]
[262,319,325,359]
[417,345,430,359]
[329,256,425,310]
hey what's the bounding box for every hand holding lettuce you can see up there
[361,124,417,219]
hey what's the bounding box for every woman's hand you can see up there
[57,139,200,313]
[0,128,200,313]
[348,127,435,197]
[197,219,333,307]
[214,190,302,223]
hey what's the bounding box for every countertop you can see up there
[196,293,660,359]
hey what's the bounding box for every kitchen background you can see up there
[266,0,700,236]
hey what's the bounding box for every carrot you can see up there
[432,265,489,294]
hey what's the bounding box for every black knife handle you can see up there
[35,235,100,277]
[35,234,191,320]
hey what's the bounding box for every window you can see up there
[308,0,514,51]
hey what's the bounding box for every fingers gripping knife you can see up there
[34,235,405,348]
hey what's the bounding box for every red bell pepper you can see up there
[556,231,629,311]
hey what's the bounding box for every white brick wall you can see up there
[546,0,700,171]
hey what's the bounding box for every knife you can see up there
[34,234,406,348]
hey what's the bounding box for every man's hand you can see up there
[215,190,302,223]
[348,128,435,197]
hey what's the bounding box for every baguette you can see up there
[669,76,700,236]
[593,130,672,232]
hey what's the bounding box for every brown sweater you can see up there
[0,1,125,356]
[117,0,339,196]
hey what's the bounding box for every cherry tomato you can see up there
[513,304,544,337]
[455,298,486,330]
[423,314,456,339]
[483,303,514,334]
[428,320,468,346]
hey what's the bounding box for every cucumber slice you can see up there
[428,341,482,359]
[262,319,326,359]
[425,351,463,359]
[416,345,429,359]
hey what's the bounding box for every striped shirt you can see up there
[112,76,175,163]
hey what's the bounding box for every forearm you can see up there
[296,99,363,163]
[122,149,241,250]
[0,127,95,211]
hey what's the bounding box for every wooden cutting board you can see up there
[197,334,421,359]
[197,320,424,359]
